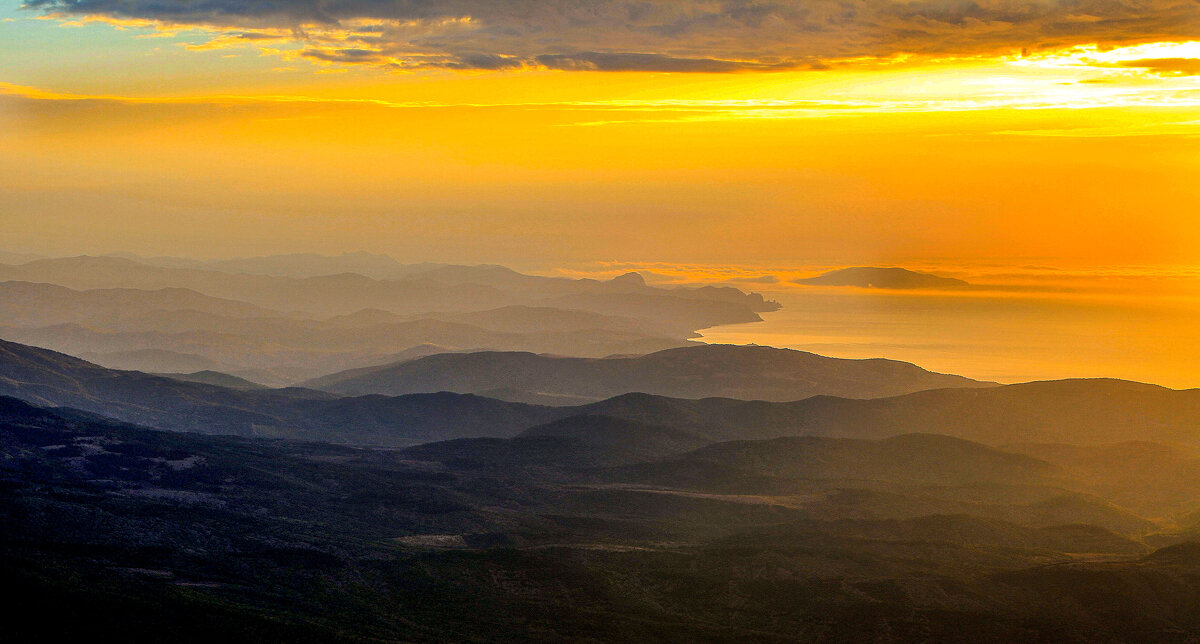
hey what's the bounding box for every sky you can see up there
[2,0,1199,266]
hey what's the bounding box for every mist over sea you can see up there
[693,268,1200,388]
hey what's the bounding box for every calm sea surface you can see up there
[696,288,1200,389]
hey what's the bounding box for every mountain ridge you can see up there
[305,343,990,402]
[5,338,1199,450]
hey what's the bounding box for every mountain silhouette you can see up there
[306,343,988,401]
[798,266,970,289]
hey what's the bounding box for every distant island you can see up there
[797,266,970,290]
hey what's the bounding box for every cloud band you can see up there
[25,0,1200,72]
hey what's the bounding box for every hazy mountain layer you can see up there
[0,258,783,380]
[78,348,234,374]
[0,281,716,380]
[0,256,777,319]
[0,280,280,327]
[0,316,686,382]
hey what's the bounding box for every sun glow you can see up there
[1013,40,1200,73]
[3,0,1200,267]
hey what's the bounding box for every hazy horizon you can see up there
[4,247,1199,389]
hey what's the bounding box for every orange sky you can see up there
[2,1,1199,265]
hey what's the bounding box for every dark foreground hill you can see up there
[7,395,1200,643]
[576,379,1200,445]
[400,414,711,470]
[305,343,990,402]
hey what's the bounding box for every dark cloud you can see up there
[444,54,526,70]
[300,47,383,63]
[536,52,800,73]
[24,0,1200,72]
[232,31,279,41]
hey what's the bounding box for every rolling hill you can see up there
[6,338,1200,451]
[306,343,989,402]
[576,378,1200,445]
[0,338,559,445]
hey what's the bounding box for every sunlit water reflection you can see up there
[697,288,1200,388]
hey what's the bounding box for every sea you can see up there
[683,265,1200,389]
